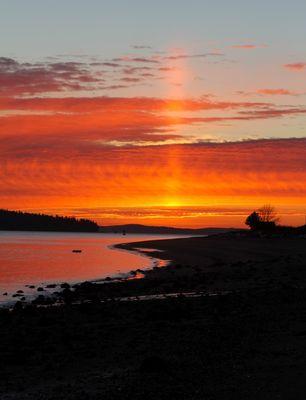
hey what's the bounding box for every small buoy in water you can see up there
[72,249,82,253]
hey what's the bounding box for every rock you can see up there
[13,301,23,311]
[61,288,74,304]
[16,290,24,294]
[136,269,144,274]
[60,283,70,289]
[139,356,170,373]
[3,292,8,296]
[32,295,45,305]
[37,287,44,292]
[46,284,57,289]
[79,281,95,289]
[29,285,35,289]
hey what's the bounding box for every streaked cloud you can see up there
[162,52,224,60]
[130,45,152,50]
[1,138,305,228]
[231,44,267,49]
[256,88,300,96]
[284,62,306,71]
[0,57,103,96]
[112,56,160,64]
[1,95,306,148]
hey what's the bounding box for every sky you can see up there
[0,0,306,227]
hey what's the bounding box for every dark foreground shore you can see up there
[1,234,306,399]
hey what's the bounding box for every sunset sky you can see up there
[1,1,306,227]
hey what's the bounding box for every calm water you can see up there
[0,231,179,304]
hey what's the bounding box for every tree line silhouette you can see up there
[0,209,99,232]
[245,204,306,235]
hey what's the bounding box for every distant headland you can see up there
[99,223,239,235]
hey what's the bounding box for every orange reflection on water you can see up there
[0,231,176,302]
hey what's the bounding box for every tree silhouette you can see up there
[245,205,279,232]
[257,205,279,224]
[0,209,99,232]
[245,211,261,230]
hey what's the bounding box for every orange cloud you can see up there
[232,44,267,49]
[284,62,306,71]
[256,88,299,96]
[1,96,306,151]
[0,95,269,114]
